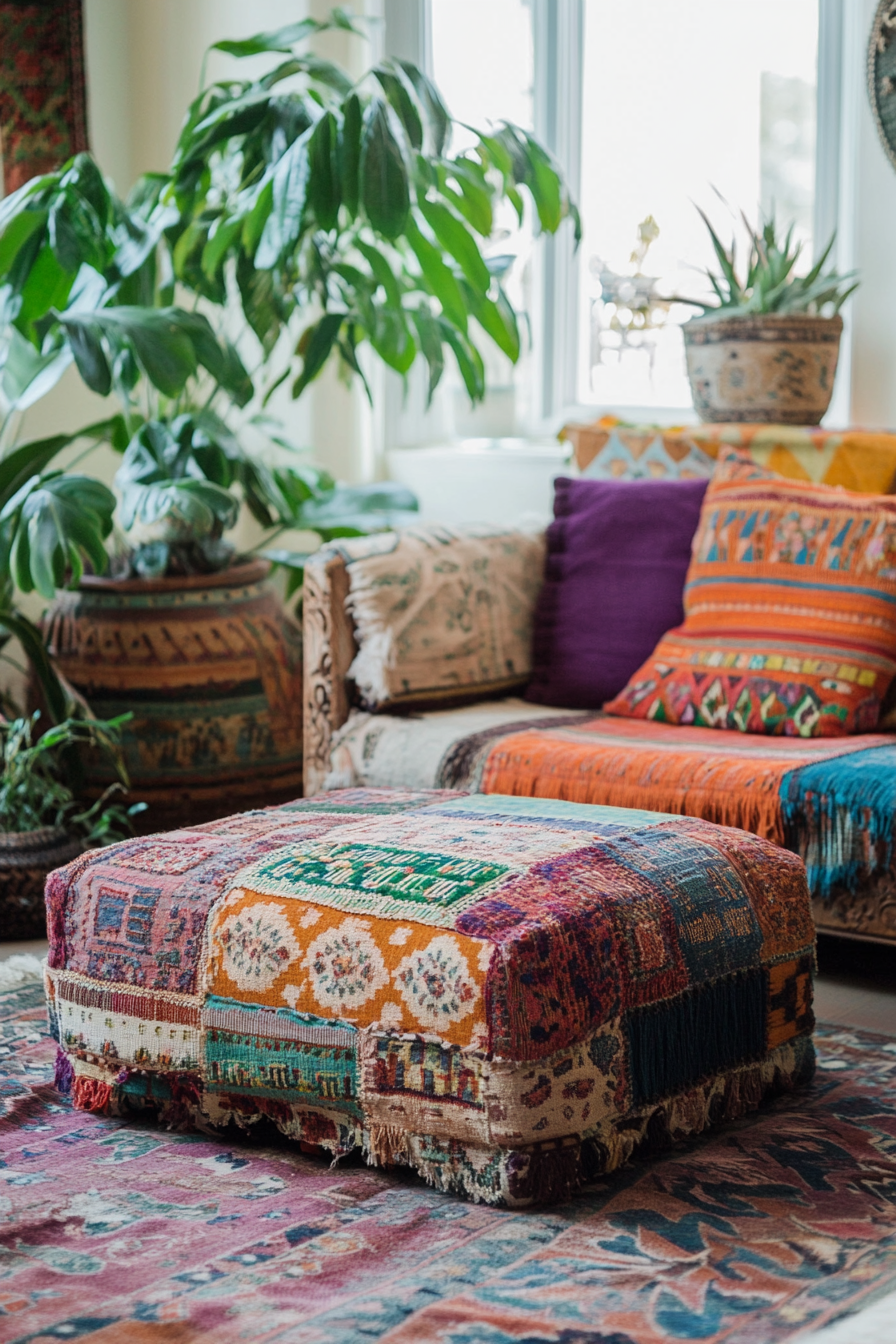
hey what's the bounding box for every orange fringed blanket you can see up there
[478,715,895,850]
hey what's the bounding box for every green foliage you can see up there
[0,711,145,843]
[162,17,579,405]
[0,10,576,717]
[680,207,859,317]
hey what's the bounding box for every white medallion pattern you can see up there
[218,901,299,991]
[394,934,476,1029]
[303,916,389,1011]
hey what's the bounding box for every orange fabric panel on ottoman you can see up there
[606,448,896,736]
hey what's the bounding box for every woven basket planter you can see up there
[683,312,843,424]
[0,827,81,939]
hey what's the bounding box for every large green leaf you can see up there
[373,64,423,151]
[174,311,253,406]
[405,217,468,332]
[4,473,115,598]
[210,15,355,58]
[411,307,445,403]
[398,61,450,156]
[355,240,402,310]
[468,283,520,361]
[418,198,490,294]
[308,112,340,231]
[0,418,127,511]
[360,101,410,240]
[440,321,485,403]
[256,130,311,267]
[292,312,344,398]
[120,477,237,537]
[0,209,46,279]
[0,330,72,409]
[338,93,363,217]
[63,316,111,394]
[15,245,74,337]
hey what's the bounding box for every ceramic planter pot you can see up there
[0,827,81,939]
[683,312,843,424]
[43,560,303,829]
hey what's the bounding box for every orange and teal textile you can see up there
[564,415,896,493]
[605,447,896,736]
[7,976,896,1341]
[48,788,815,1206]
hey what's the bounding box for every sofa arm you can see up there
[303,545,361,798]
[303,524,546,796]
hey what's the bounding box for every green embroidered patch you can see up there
[252,844,510,909]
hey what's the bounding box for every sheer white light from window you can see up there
[426,0,535,437]
[579,0,819,412]
[430,0,534,148]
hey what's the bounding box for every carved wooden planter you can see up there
[0,827,81,939]
[43,560,303,830]
[683,313,843,424]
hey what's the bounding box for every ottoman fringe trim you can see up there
[60,1035,815,1207]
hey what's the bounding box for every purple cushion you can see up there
[526,475,708,708]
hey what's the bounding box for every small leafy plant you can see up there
[679,207,858,317]
[0,711,145,843]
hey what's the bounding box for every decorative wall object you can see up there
[869,0,896,170]
[0,0,88,193]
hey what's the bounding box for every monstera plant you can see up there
[0,9,577,825]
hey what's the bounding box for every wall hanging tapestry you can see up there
[0,0,87,194]
[3,975,896,1343]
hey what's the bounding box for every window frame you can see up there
[385,0,855,439]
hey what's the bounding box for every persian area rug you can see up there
[0,0,87,193]
[2,978,896,1344]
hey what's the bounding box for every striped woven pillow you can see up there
[605,448,896,736]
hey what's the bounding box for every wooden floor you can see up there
[2,933,894,1034]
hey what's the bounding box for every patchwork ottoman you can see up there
[46,789,816,1206]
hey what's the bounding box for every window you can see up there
[390,0,835,437]
[577,1,820,412]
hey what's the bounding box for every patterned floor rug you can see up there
[1,977,895,1344]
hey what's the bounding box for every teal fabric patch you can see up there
[202,996,358,1108]
[429,791,675,829]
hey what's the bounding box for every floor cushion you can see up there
[47,788,816,1207]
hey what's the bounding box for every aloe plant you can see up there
[680,207,858,318]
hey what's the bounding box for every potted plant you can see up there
[0,12,577,824]
[679,209,858,424]
[0,711,141,938]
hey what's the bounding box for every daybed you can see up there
[303,424,896,947]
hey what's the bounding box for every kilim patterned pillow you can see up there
[46,788,816,1207]
[605,448,896,736]
[341,523,545,711]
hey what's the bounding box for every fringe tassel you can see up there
[53,1048,74,1095]
[366,1123,410,1167]
[481,735,790,845]
[781,745,896,899]
[72,1076,112,1113]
